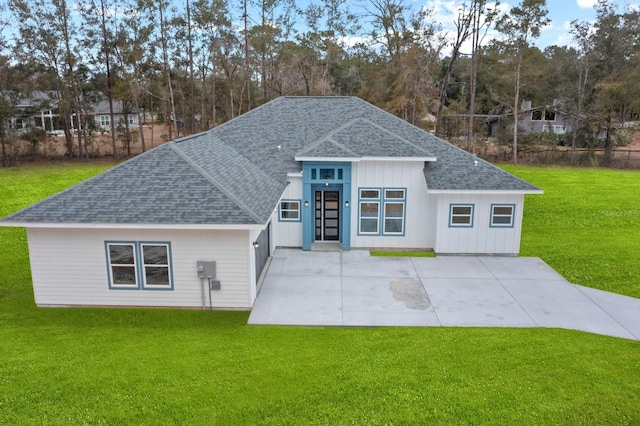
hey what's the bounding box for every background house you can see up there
[7,91,139,134]
[88,97,139,132]
[487,100,572,139]
[7,92,60,135]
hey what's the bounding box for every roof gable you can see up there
[296,117,433,159]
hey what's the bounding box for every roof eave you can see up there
[294,156,437,162]
[294,156,362,162]
[361,156,437,162]
[426,189,543,195]
[0,222,267,230]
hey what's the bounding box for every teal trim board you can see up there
[302,161,351,250]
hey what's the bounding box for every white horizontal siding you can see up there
[433,193,525,255]
[272,175,303,247]
[27,227,253,309]
[351,161,431,249]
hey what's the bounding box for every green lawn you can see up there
[1,163,639,424]
[502,165,640,299]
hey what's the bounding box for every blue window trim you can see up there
[357,187,381,236]
[358,187,381,235]
[449,204,474,228]
[489,204,516,228]
[357,187,407,236]
[278,199,302,222]
[382,188,406,236]
[105,241,174,291]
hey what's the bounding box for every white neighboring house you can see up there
[7,92,59,134]
[6,91,139,134]
[89,97,139,132]
[0,97,542,310]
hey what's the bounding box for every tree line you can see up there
[0,0,638,166]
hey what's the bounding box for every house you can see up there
[487,101,572,138]
[6,91,138,134]
[88,96,139,132]
[7,92,60,135]
[0,97,542,310]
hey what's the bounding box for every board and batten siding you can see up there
[351,160,431,249]
[26,227,254,309]
[433,193,525,255]
[272,175,303,247]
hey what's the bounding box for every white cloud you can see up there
[424,0,507,56]
[577,0,597,8]
[541,22,554,33]
[339,35,370,48]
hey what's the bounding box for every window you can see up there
[106,241,173,290]
[532,109,556,121]
[358,188,406,236]
[100,115,110,127]
[304,163,349,183]
[543,125,566,135]
[544,110,556,121]
[279,200,301,222]
[319,168,334,180]
[490,204,515,228]
[383,189,406,235]
[358,188,380,235]
[449,204,474,227]
[360,189,380,199]
[140,244,172,288]
[106,243,138,288]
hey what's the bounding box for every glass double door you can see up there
[314,191,340,241]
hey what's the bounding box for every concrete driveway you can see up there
[248,249,640,341]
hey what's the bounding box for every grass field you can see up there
[502,165,640,299]
[1,163,639,424]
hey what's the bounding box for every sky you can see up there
[428,0,640,55]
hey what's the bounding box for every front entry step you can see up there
[311,242,342,252]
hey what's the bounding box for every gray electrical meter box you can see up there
[197,261,216,279]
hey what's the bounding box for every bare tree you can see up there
[466,0,499,152]
[495,0,550,165]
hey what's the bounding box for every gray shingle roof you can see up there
[2,96,540,226]
[4,144,258,224]
[296,117,432,158]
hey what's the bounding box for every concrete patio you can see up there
[248,249,640,341]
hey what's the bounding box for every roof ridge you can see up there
[1,144,166,222]
[356,117,433,156]
[296,134,359,157]
[168,142,264,224]
[191,97,286,136]
[326,137,359,156]
[296,116,364,156]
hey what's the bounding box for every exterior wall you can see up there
[521,110,570,134]
[351,160,431,249]
[26,227,254,309]
[272,175,303,247]
[433,193,525,255]
[95,114,139,132]
[424,193,438,249]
